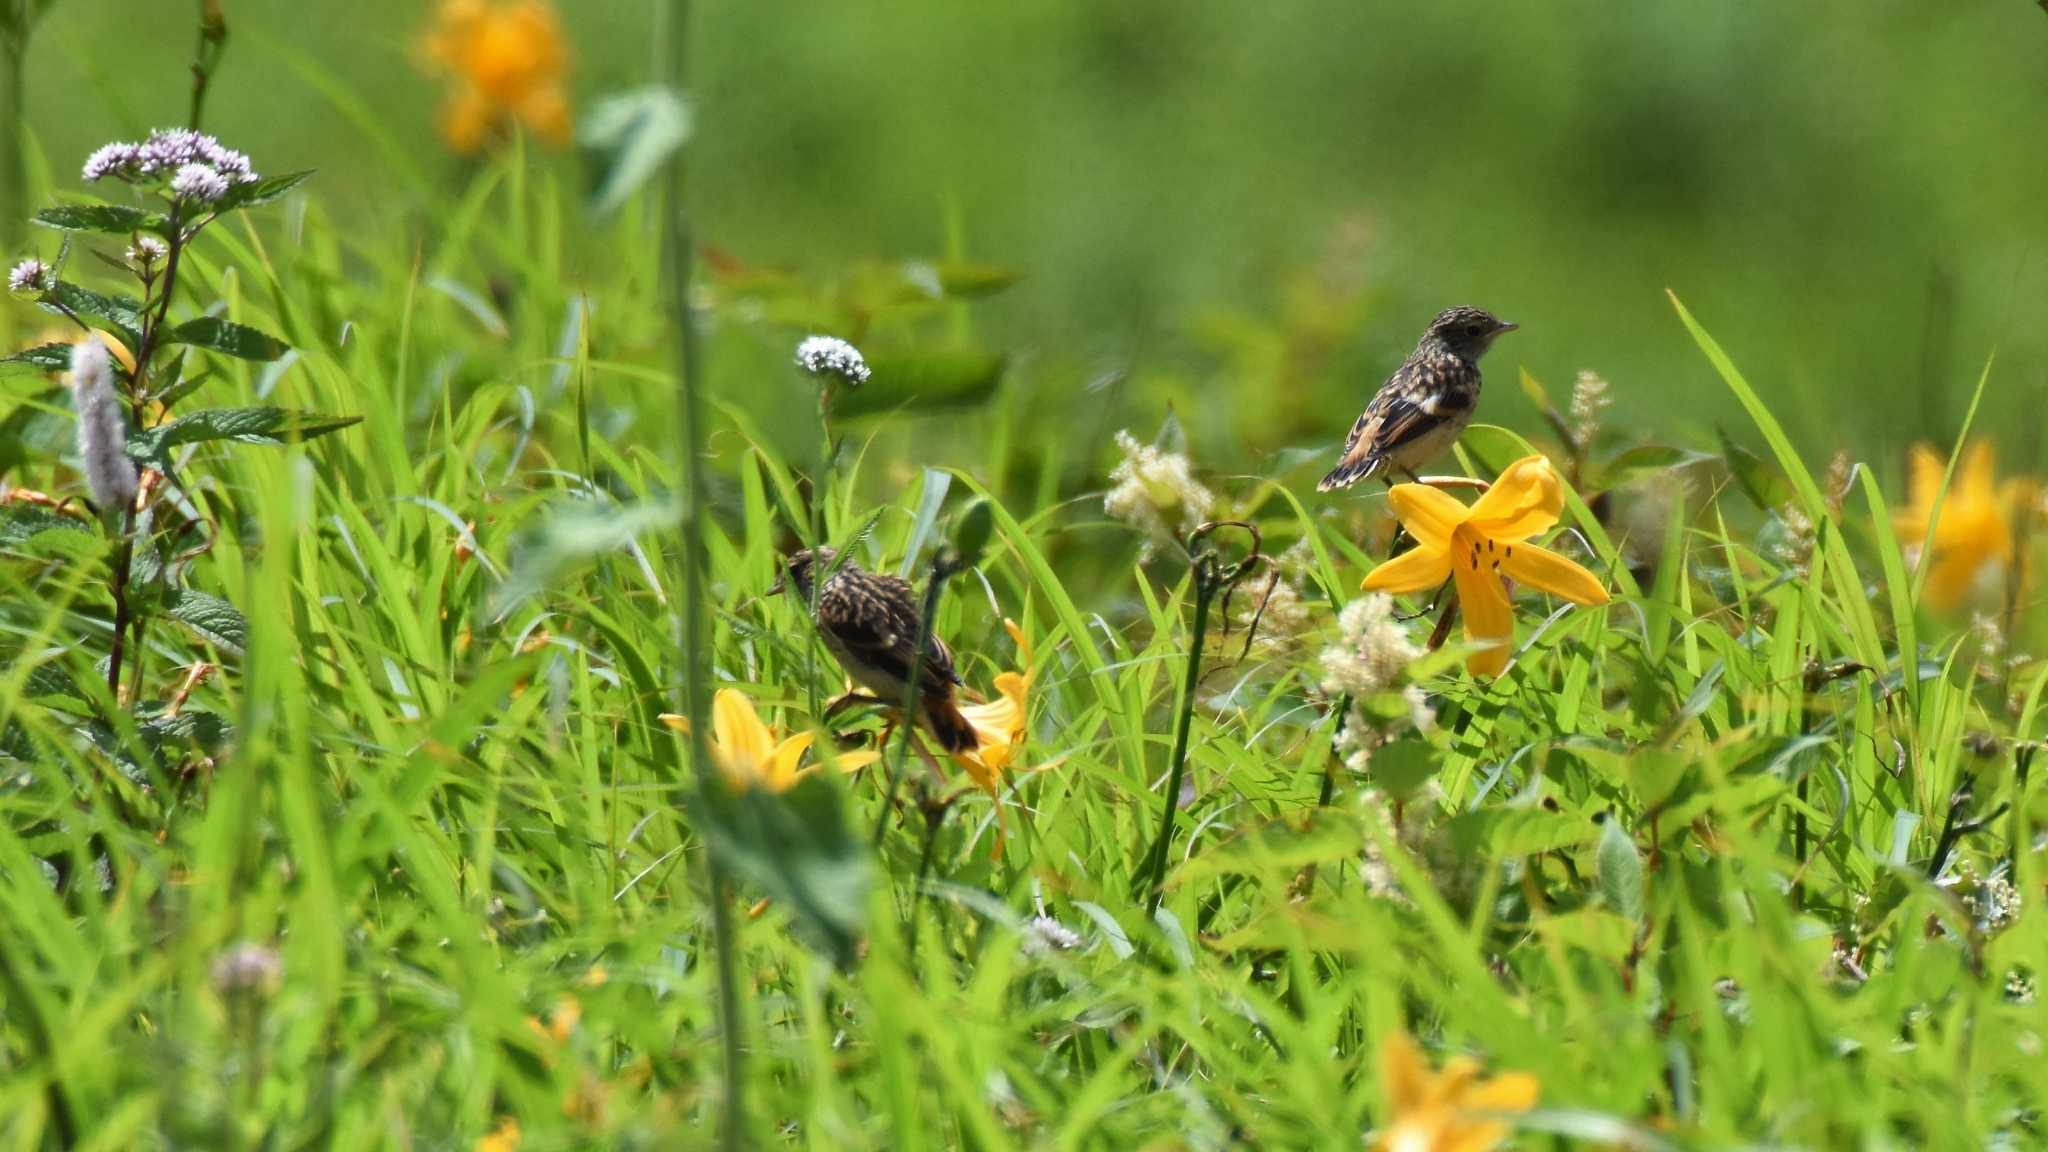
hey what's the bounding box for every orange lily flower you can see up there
[1374,1031,1539,1152]
[660,689,877,793]
[1363,455,1609,677]
[421,0,574,154]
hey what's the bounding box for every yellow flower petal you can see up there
[1498,539,1608,606]
[1451,530,1514,678]
[1363,545,1452,595]
[1380,1031,1431,1113]
[1386,483,1470,550]
[766,731,816,792]
[1466,455,1563,541]
[710,688,774,788]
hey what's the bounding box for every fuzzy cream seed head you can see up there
[71,339,139,513]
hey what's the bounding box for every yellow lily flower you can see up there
[1363,455,1609,678]
[659,689,878,793]
[1374,1031,1538,1152]
[953,619,1034,795]
[1895,440,2026,609]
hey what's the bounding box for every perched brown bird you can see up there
[777,547,978,752]
[1318,306,1518,492]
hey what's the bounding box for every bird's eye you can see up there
[1466,322,1485,336]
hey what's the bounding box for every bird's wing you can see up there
[819,571,963,688]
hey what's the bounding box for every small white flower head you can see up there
[126,236,169,272]
[794,335,870,387]
[7,257,51,295]
[1318,594,1422,699]
[82,142,143,182]
[1569,370,1610,448]
[70,338,139,512]
[1104,429,1216,554]
[211,941,284,998]
[1019,914,1082,957]
[170,163,231,204]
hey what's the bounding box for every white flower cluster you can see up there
[71,339,138,512]
[794,335,870,387]
[1019,913,1083,957]
[127,236,168,271]
[1320,594,1432,774]
[82,128,258,203]
[7,257,50,294]
[1569,370,1610,448]
[211,941,284,997]
[1104,430,1215,554]
[1951,864,2021,935]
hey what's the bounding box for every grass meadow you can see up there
[2,2,2046,1149]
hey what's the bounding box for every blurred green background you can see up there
[18,0,2048,473]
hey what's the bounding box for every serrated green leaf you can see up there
[40,282,144,349]
[0,504,97,548]
[0,342,76,374]
[163,587,247,654]
[164,317,291,362]
[127,406,361,464]
[33,204,165,235]
[212,170,315,212]
[830,351,1005,419]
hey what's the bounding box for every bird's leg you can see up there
[824,690,884,719]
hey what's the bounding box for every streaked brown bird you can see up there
[1318,306,1518,492]
[777,547,978,753]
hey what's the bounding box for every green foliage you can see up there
[1,45,2044,1152]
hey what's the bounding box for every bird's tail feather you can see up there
[921,694,980,754]
[1317,454,1383,492]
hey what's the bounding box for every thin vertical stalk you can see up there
[660,1,744,1147]
[0,25,24,272]
[1140,559,1217,915]
[872,563,946,849]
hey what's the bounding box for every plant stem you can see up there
[660,1,743,1147]
[906,799,947,960]
[1140,557,1217,915]
[189,0,228,131]
[0,30,24,288]
[872,561,946,849]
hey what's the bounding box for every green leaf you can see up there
[164,317,291,362]
[0,504,96,549]
[902,260,1023,299]
[41,282,145,349]
[1447,805,1588,858]
[495,500,674,610]
[127,406,361,464]
[1590,444,1715,492]
[830,351,1005,419]
[897,468,951,577]
[696,774,870,969]
[1669,293,1826,518]
[950,497,996,568]
[580,88,692,218]
[1596,817,1644,922]
[0,343,77,373]
[33,204,165,235]
[212,170,315,213]
[163,588,247,655]
[1169,810,1367,888]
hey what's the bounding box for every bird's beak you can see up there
[764,575,786,597]
[1496,321,1520,333]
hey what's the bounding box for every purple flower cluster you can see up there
[80,128,259,202]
